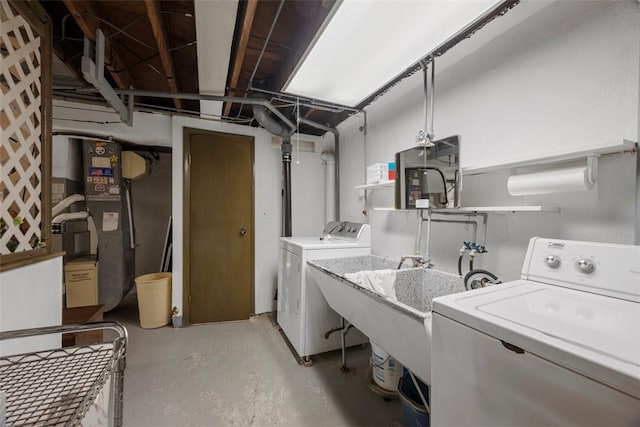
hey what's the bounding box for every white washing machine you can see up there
[431,237,640,426]
[278,221,370,361]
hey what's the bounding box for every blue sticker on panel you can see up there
[89,167,115,177]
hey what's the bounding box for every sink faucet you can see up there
[397,255,430,269]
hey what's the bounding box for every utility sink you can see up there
[307,255,465,384]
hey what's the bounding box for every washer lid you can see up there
[280,236,369,250]
[477,287,639,366]
[433,281,640,398]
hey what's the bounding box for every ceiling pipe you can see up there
[281,139,293,237]
[298,117,340,221]
[113,89,297,132]
[252,104,294,138]
[252,104,295,237]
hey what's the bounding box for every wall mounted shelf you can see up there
[355,180,395,190]
[373,205,559,214]
[462,139,637,175]
[372,207,410,212]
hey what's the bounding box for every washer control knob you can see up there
[576,258,595,274]
[545,255,561,269]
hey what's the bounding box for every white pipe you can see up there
[321,152,336,224]
[424,208,433,267]
[414,210,423,255]
[52,211,89,224]
[125,185,135,249]
[52,194,85,217]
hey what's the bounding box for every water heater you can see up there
[395,135,461,210]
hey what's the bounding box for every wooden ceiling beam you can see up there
[62,0,136,89]
[144,0,182,110]
[223,0,259,117]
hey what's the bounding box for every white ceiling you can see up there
[195,0,239,118]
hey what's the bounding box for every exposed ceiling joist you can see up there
[144,0,182,111]
[62,0,136,89]
[223,0,258,117]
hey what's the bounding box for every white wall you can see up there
[0,257,63,355]
[172,117,281,324]
[53,100,173,147]
[338,0,640,282]
[171,117,330,321]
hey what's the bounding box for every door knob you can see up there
[240,227,247,236]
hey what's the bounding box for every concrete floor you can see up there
[106,293,403,426]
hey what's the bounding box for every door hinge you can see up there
[188,295,192,307]
[188,153,191,165]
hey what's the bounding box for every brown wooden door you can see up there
[187,130,254,323]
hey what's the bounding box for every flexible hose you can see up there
[52,194,85,217]
[457,253,464,277]
[469,259,474,272]
[52,211,89,224]
[464,269,501,291]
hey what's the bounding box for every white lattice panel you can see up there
[1,0,43,254]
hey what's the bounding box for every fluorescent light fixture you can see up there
[283,0,502,107]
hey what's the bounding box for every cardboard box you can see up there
[65,257,98,308]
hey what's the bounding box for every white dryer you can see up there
[278,221,370,362]
[431,237,640,426]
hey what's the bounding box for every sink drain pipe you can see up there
[299,118,340,221]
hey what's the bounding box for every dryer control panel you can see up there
[322,221,371,243]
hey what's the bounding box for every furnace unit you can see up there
[83,141,135,311]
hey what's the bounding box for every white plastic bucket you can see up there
[371,341,403,391]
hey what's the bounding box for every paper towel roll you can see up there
[507,166,594,196]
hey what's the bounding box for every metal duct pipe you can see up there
[298,118,340,221]
[250,104,295,237]
[282,140,293,237]
[252,104,293,138]
[114,89,297,132]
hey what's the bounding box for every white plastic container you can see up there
[366,163,389,183]
[371,341,403,391]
